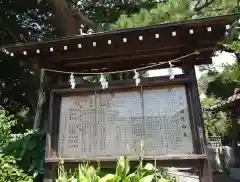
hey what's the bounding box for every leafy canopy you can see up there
[111,0,238,29]
[201,98,231,136]
[0,154,33,182]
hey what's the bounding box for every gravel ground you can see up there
[168,168,199,182]
[213,173,240,182]
[167,168,240,182]
[169,171,199,182]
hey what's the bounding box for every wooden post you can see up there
[43,163,56,182]
[43,74,60,182]
[34,69,46,129]
[199,159,213,182]
[182,63,213,182]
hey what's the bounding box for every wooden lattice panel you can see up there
[58,86,194,158]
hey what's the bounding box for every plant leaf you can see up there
[143,163,155,171]
[139,175,154,182]
[115,156,130,178]
[100,174,115,182]
[157,178,171,182]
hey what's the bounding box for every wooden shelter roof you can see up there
[2,14,238,73]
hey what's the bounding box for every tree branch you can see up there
[46,0,80,36]
[194,0,216,12]
[73,10,104,32]
[0,17,19,43]
[46,0,104,36]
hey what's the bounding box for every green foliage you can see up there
[56,156,175,182]
[202,13,240,99]
[111,0,193,29]
[0,108,45,181]
[0,52,39,125]
[225,41,240,52]
[198,57,240,100]
[195,0,238,18]
[0,0,51,43]
[110,0,238,29]
[222,19,240,52]
[3,130,45,180]
[201,98,231,137]
[205,63,240,99]
[198,69,219,96]
[0,0,159,43]
[0,109,16,148]
[0,0,239,181]
[0,154,33,182]
[78,0,159,30]
[198,7,240,99]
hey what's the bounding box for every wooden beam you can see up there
[51,74,194,94]
[45,154,206,168]
[3,14,236,51]
[61,48,213,67]
[54,57,211,73]
[4,18,228,60]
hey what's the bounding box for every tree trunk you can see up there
[46,0,104,36]
[46,0,79,36]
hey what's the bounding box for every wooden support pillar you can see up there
[199,159,213,182]
[43,163,56,182]
[182,63,213,182]
[42,74,60,182]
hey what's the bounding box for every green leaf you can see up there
[131,175,140,182]
[100,174,115,182]
[86,166,96,177]
[143,163,155,171]
[158,178,171,182]
[115,156,130,178]
[122,172,136,182]
[139,175,154,182]
[70,179,78,182]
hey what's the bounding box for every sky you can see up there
[147,51,237,79]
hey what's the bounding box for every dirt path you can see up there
[213,173,240,182]
[168,169,240,182]
[172,172,199,182]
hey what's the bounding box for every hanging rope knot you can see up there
[168,61,175,80]
[100,73,108,89]
[69,73,76,89]
[133,69,140,86]
[36,52,196,90]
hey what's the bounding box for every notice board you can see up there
[58,85,194,158]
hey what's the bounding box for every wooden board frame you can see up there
[3,14,237,73]
[44,73,206,168]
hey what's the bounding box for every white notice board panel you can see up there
[58,94,96,157]
[143,87,193,155]
[58,86,194,158]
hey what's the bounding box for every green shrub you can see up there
[0,108,45,181]
[0,109,16,148]
[56,156,176,182]
[0,154,33,182]
[3,130,45,180]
